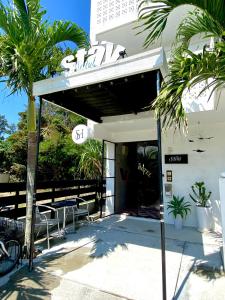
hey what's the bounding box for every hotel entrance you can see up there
[115,141,160,220]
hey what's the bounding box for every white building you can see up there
[33,0,225,235]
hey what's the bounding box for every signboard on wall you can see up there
[61,41,126,75]
[165,154,188,164]
[72,125,89,144]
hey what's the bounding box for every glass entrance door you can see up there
[116,141,160,219]
[136,141,160,219]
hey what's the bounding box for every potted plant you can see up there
[0,168,10,183]
[167,195,191,230]
[189,181,212,232]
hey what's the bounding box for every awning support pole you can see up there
[100,140,105,218]
[29,96,43,271]
[157,71,167,300]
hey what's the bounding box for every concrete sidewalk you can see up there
[0,215,224,300]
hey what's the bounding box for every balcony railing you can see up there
[91,0,165,38]
[91,0,138,36]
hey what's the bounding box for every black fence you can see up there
[0,180,104,219]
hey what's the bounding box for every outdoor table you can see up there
[51,199,77,231]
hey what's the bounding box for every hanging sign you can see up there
[72,125,89,144]
[61,41,126,75]
[165,154,188,164]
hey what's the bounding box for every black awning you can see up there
[42,70,158,123]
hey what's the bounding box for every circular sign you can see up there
[72,125,89,144]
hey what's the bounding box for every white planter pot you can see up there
[196,206,212,232]
[174,215,183,230]
[0,173,9,183]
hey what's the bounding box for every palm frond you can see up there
[13,0,30,32]
[176,9,223,46]
[0,2,11,34]
[47,21,89,49]
[0,0,89,99]
[26,0,46,29]
[152,45,225,129]
[137,1,172,47]
[137,0,225,46]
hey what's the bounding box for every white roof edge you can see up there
[33,47,168,97]
[101,110,155,123]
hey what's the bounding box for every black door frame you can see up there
[101,139,117,217]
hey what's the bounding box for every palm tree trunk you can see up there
[24,131,37,256]
[24,96,37,257]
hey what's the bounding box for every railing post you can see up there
[14,189,19,220]
[95,181,98,212]
[52,187,55,203]
[78,183,80,197]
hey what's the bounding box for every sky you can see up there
[0,0,91,126]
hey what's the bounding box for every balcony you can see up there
[90,0,186,56]
[90,0,162,55]
[90,1,209,59]
[90,0,138,38]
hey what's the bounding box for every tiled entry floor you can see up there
[0,215,223,300]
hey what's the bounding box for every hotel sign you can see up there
[165,154,188,164]
[61,41,126,75]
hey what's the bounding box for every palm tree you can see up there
[138,0,225,128]
[78,139,102,180]
[0,0,88,256]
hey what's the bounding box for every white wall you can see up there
[90,0,138,43]
[92,111,157,142]
[91,112,225,232]
[219,173,225,267]
[162,122,225,232]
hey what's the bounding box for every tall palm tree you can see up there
[0,0,88,256]
[138,0,225,128]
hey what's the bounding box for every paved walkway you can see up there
[0,215,224,300]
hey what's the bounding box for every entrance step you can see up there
[52,278,128,300]
[89,212,106,221]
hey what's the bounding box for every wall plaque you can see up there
[165,154,188,164]
[72,124,89,144]
[166,170,173,182]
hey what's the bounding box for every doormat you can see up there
[121,207,160,220]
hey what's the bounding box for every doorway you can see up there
[115,141,160,219]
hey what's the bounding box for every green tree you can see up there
[6,112,28,180]
[138,0,225,128]
[38,102,85,181]
[0,114,15,140]
[0,104,102,182]
[0,0,88,256]
[37,103,102,181]
[0,139,11,172]
[0,112,27,178]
